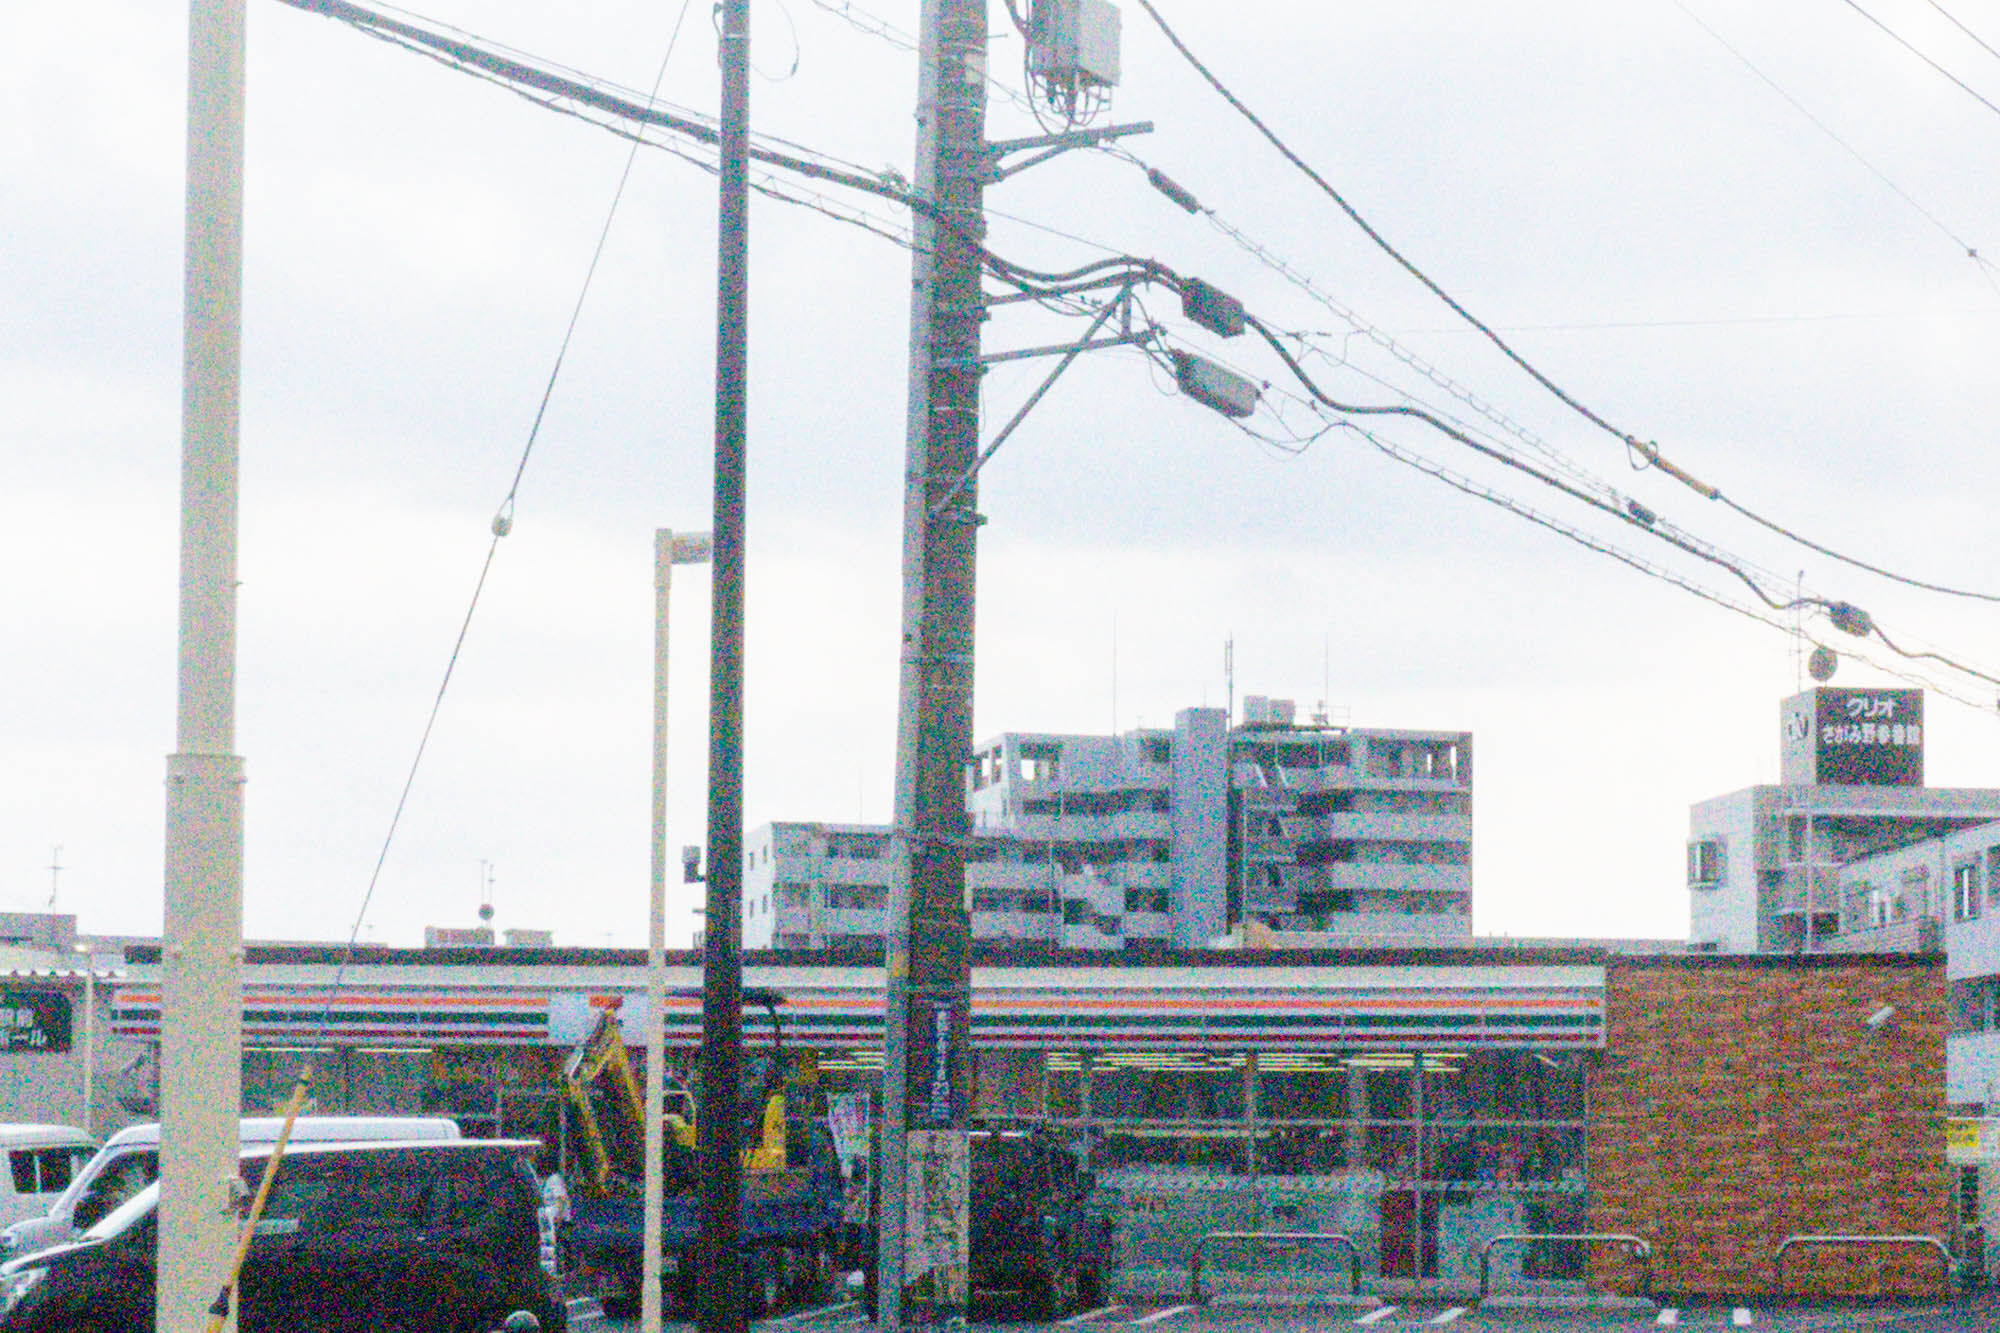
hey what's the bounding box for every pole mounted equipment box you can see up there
[1181,278,1246,338]
[1030,0,1122,86]
[1171,351,1260,419]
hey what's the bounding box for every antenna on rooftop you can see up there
[47,846,62,909]
[1224,636,1235,726]
[477,859,496,925]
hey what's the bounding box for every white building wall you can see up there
[1818,820,2000,1110]
[1689,789,1765,951]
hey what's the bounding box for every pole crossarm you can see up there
[980,120,1154,181]
[975,333,1151,365]
[929,293,1134,521]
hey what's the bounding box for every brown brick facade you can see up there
[1586,956,1949,1298]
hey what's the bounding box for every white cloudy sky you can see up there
[7,0,2000,948]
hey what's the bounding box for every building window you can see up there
[1955,862,1982,923]
[1686,840,1723,886]
[1989,847,2000,905]
[1950,977,2000,1035]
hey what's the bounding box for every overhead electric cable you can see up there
[1671,1,1999,283]
[1115,14,2000,602]
[1343,421,1994,712]
[1106,144,1628,507]
[1221,308,2000,690]
[809,0,1038,113]
[1923,0,2000,66]
[332,0,698,963]
[1128,0,1634,442]
[1837,0,2000,123]
[291,0,2000,628]
[1230,312,1798,613]
[1223,308,2000,687]
[271,0,913,207]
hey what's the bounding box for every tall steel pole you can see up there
[699,2,752,1330]
[878,2,987,1328]
[646,529,711,1333]
[76,952,95,1134]
[160,1,248,1330]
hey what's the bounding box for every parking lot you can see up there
[594,1289,2000,1333]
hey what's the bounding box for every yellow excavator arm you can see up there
[559,1001,788,1193]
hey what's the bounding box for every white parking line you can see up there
[1656,1311,1679,1327]
[1731,1309,1754,1327]
[1058,1304,1123,1325]
[1355,1308,1400,1326]
[1429,1308,1468,1326]
[1132,1304,1194,1326]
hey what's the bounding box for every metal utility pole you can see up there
[699,1,751,1330]
[646,528,711,1333]
[160,1,248,1330]
[878,2,987,1328]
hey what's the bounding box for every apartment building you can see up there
[744,699,1473,953]
[1687,687,2000,953]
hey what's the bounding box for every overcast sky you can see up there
[7,0,2000,949]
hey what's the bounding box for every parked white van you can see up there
[0,1115,458,1258]
[0,1125,96,1232]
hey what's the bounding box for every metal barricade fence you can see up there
[1774,1234,1958,1294]
[1190,1230,1364,1301]
[1476,1232,1652,1301]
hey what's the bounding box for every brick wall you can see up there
[1587,956,1948,1298]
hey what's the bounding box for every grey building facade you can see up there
[745,701,1473,952]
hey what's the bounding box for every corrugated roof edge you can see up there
[120,941,1627,968]
[1604,951,1943,969]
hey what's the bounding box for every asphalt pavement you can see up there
[592,1289,2000,1333]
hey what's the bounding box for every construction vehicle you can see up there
[558,987,843,1314]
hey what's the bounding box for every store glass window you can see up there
[1093,1052,1245,1121]
[1097,1127,1249,1176]
[1255,1054,1352,1121]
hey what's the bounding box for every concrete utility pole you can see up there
[878,1,987,1328]
[160,1,248,1330]
[699,1,752,1331]
[645,528,711,1333]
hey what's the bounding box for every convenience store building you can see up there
[107,943,1948,1298]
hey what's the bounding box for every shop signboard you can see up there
[1947,1116,1998,1164]
[0,991,70,1053]
[1783,687,1924,786]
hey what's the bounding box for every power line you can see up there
[287,0,2000,691]
[1342,420,1995,712]
[1837,0,2000,123]
[333,0,698,967]
[1105,144,1632,509]
[1671,1,2000,285]
[1924,0,2000,67]
[1224,311,2000,692]
[273,0,911,207]
[1128,0,1632,443]
[1126,1,2000,605]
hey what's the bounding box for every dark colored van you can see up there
[0,1139,565,1333]
[968,1128,1114,1318]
